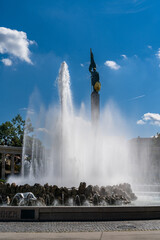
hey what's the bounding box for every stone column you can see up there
[91,91,100,124]
[2,153,5,179]
[20,154,22,174]
[11,154,14,175]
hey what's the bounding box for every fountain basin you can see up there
[1,205,160,221]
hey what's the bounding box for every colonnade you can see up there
[0,146,22,179]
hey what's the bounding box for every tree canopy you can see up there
[153,132,160,146]
[0,114,33,147]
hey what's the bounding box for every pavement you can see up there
[0,231,160,240]
[1,220,160,232]
[1,221,160,239]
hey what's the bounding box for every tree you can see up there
[0,121,15,146]
[11,114,25,146]
[0,114,33,147]
[153,132,160,146]
[24,117,34,134]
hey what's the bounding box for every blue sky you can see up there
[1,0,160,138]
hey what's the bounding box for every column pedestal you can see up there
[91,91,100,124]
[2,154,5,179]
[11,154,14,175]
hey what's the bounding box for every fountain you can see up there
[1,50,160,221]
[9,59,132,187]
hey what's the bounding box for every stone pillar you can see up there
[11,154,15,175]
[2,153,5,179]
[91,91,100,124]
[20,154,22,174]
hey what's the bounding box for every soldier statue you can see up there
[89,49,100,123]
[89,49,101,92]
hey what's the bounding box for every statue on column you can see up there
[89,49,101,92]
[89,49,100,123]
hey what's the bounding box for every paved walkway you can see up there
[1,221,160,239]
[0,231,160,240]
[1,220,160,232]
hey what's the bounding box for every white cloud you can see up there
[104,60,120,70]
[137,120,145,125]
[27,109,35,115]
[29,40,37,45]
[36,128,48,134]
[151,121,160,126]
[1,58,12,66]
[121,54,127,59]
[0,27,35,64]
[19,107,34,115]
[143,113,160,122]
[19,107,28,111]
[156,48,160,59]
[137,112,160,126]
[148,45,152,49]
[129,95,145,101]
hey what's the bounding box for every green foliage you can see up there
[0,114,33,147]
[153,132,160,146]
[0,121,14,146]
[25,117,34,134]
[0,179,6,183]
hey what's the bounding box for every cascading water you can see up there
[9,61,133,187]
[58,61,73,117]
[57,62,73,184]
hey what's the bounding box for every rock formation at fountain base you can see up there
[0,182,137,206]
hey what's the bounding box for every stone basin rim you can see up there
[1,205,160,221]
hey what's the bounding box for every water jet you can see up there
[0,50,160,221]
